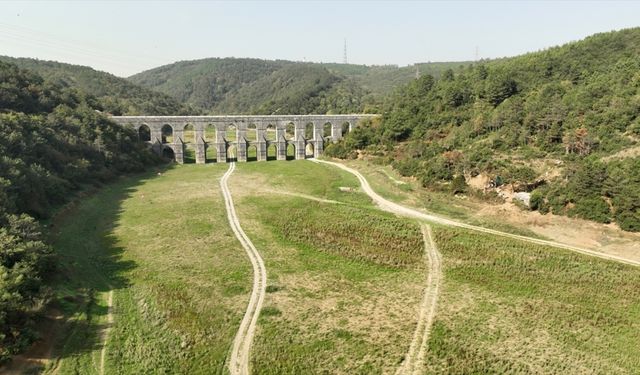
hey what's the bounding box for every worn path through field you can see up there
[99,290,114,375]
[312,159,640,267]
[221,162,267,375]
[396,224,442,375]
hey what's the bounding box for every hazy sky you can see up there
[1,1,639,77]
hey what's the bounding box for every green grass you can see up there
[425,225,640,373]
[42,159,640,374]
[226,162,428,373]
[48,164,251,374]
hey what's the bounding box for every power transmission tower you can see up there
[343,38,348,64]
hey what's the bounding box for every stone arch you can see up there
[226,124,237,142]
[304,123,314,139]
[323,122,332,139]
[138,124,151,142]
[227,144,237,162]
[340,122,351,137]
[183,123,195,144]
[285,122,295,140]
[267,143,277,161]
[161,124,173,144]
[305,141,314,158]
[206,143,217,163]
[266,124,276,141]
[286,143,295,160]
[247,123,257,142]
[247,144,258,162]
[205,123,217,143]
[162,146,175,160]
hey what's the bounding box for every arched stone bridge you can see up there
[111,115,377,163]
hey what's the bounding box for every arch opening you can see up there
[342,122,351,136]
[206,144,217,163]
[227,144,237,162]
[285,123,295,140]
[161,124,173,144]
[323,122,332,140]
[304,123,314,139]
[162,146,175,160]
[266,124,276,141]
[247,123,257,142]
[305,142,315,158]
[267,143,277,161]
[226,124,237,142]
[138,124,151,142]
[205,124,217,143]
[183,124,195,144]
[286,143,295,161]
[247,145,258,162]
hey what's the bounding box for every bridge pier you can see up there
[237,138,247,162]
[256,140,267,161]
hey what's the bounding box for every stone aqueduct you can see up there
[111,115,377,163]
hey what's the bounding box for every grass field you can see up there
[425,225,640,373]
[229,162,427,373]
[40,160,640,374]
[47,164,251,374]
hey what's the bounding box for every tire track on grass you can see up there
[312,159,640,267]
[99,290,114,375]
[396,224,442,375]
[221,162,267,375]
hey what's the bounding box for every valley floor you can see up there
[5,160,640,374]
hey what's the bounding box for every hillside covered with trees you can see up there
[129,57,465,114]
[0,61,160,362]
[0,56,198,116]
[327,28,640,231]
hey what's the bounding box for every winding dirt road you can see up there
[221,163,268,375]
[396,224,442,375]
[312,159,640,267]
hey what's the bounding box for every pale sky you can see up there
[0,1,638,77]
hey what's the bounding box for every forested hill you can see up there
[128,57,465,114]
[328,27,640,231]
[0,60,160,362]
[0,56,197,115]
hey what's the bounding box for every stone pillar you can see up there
[237,137,248,162]
[294,121,306,160]
[314,138,323,158]
[277,140,287,161]
[216,142,227,163]
[331,123,342,142]
[256,140,267,161]
[194,136,206,164]
[150,124,163,145]
[173,143,185,164]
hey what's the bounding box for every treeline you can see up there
[129,57,467,114]
[326,28,640,231]
[0,61,159,361]
[0,56,199,115]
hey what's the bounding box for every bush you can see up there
[569,196,611,223]
[451,175,467,195]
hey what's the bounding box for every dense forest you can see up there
[327,28,640,231]
[0,56,198,116]
[0,61,160,361]
[129,57,464,114]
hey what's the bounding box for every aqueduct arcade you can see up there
[111,115,377,163]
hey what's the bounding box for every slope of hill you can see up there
[0,56,197,115]
[129,57,469,114]
[0,60,159,363]
[327,27,640,231]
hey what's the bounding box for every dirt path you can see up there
[221,163,268,375]
[99,290,114,375]
[264,189,343,205]
[396,224,442,375]
[312,159,640,267]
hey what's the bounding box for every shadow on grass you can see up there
[42,164,178,364]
